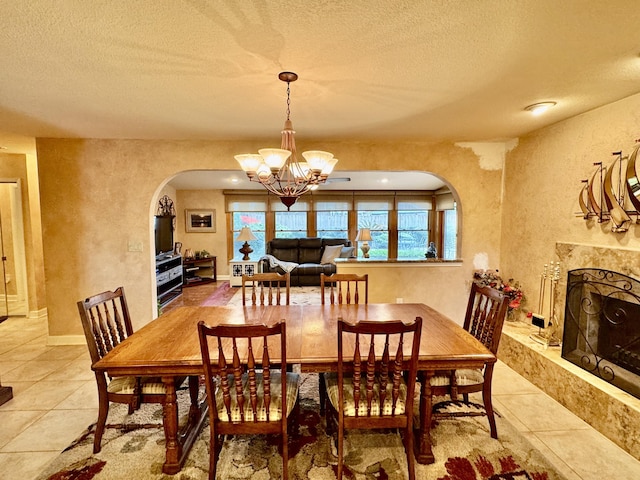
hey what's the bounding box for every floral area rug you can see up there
[36,373,566,480]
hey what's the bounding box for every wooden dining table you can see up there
[93,303,495,474]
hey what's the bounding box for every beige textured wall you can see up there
[175,190,227,273]
[35,138,503,339]
[337,263,468,323]
[501,93,640,321]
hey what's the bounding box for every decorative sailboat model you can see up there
[578,142,640,231]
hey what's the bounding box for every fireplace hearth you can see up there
[562,268,640,399]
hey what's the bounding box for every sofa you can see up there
[261,237,353,286]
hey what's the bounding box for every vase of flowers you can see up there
[472,270,524,320]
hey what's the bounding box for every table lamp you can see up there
[236,227,257,260]
[355,228,372,258]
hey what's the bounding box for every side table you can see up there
[229,260,259,287]
[183,256,217,287]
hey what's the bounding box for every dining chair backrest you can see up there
[241,272,291,306]
[463,282,510,354]
[320,273,368,305]
[327,317,422,480]
[78,286,134,365]
[336,318,422,418]
[197,320,299,480]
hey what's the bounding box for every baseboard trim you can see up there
[47,334,86,346]
[29,308,48,319]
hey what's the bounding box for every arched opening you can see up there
[150,169,461,311]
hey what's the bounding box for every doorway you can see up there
[0,181,28,321]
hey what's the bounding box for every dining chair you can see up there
[319,272,370,413]
[241,272,291,306]
[428,282,509,438]
[320,273,368,305]
[77,287,194,453]
[324,317,422,480]
[198,320,300,480]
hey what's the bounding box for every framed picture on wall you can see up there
[185,209,216,233]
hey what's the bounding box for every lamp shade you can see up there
[236,227,257,242]
[355,228,372,242]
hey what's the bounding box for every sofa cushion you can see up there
[340,246,356,258]
[321,244,344,264]
[299,238,323,263]
[296,263,336,276]
[270,238,300,263]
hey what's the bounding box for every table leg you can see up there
[414,370,435,464]
[161,376,182,474]
[161,376,209,475]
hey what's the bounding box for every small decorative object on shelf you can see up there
[425,241,437,259]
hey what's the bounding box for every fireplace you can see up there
[562,268,640,399]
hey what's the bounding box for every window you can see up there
[232,212,266,260]
[225,189,459,262]
[396,195,431,259]
[442,208,457,260]
[397,210,429,259]
[316,211,348,239]
[275,211,307,238]
[357,210,389,259]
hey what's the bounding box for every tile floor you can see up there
[1,282,640,479]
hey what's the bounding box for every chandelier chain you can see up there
[286,81,291,121]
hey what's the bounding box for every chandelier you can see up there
[235,72,338,210]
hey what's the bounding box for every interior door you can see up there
[0,215,6,321]
[0,182,27,319]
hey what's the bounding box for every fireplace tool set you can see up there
[530,261,561,347]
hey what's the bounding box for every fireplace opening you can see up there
[562,268,640,399]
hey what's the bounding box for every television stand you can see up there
[156,255,183,308]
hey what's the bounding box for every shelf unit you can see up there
[156,254,183,307]
[183,256,217,287]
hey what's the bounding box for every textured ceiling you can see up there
[2,0,640,158]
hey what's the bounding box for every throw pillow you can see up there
[339,246,356,258]
[320,244,344,264]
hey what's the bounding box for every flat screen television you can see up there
[154,215,174,256]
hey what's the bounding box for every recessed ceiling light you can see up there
[524,102,557,116]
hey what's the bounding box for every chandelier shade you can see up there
[235,72,337,210]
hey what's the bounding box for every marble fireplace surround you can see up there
[499,242,640,461]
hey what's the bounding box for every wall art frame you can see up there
[185,209,215,233]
